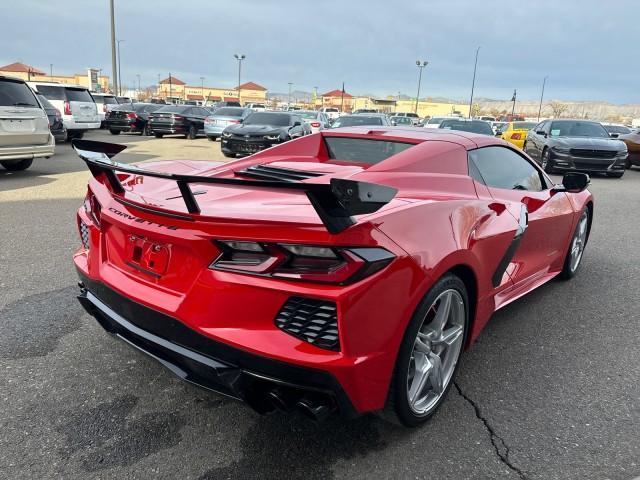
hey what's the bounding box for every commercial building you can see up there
[0,62,110,92]
[157,76,267,104]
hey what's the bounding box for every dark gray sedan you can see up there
[524,119,628,177]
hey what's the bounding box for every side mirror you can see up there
[552,172,590,193]
[391,120,397,126]
[495,131,503,137]
[293,121,301,127]
[536,130,547,137]
[610,133,619,138]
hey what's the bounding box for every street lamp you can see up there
[200,76,205,102]
[537,76,548,121]
[116,39,125,96]
[136,73,140,98]
[109,0,117,95]
[468,46,481,118]
[415,60,428,114]
[288,82,293,107]
[234,54,245,103]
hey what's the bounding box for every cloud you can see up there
[1,0,637,103]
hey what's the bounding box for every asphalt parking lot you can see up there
[1,129,639,480]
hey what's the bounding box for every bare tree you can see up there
[470,103,482,118]
[548,101,568,118]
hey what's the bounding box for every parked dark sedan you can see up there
[524,119,628,177]
[37,94,66,143]
[220,111,309,157]
[106,103,163,136]
[147,105,211,139]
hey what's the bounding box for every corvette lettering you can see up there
[108,207,179,230]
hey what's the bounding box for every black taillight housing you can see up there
[83,188,101,227]
[210,240,394,285]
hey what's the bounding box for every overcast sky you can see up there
[2,0,638,103]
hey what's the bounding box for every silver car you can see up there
[204,107,253,141]
[0,76,54,171]
[297,110,331,134]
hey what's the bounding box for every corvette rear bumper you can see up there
[76,273,358,420]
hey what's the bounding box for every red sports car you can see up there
[73,127,593,427]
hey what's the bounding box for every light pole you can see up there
[109,0,118,95]
[288,82,293,107]
[200,76,205,102]
[537,76,548,121]
[415,60,428,114]
[234,54,245,103]
[50,63,53,78]
[136,74,140,98]
[116,39,124,96]
[468,46,480,118]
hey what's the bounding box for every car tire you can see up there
[154,133,164,139]
[560,208,590,280]
[222,151,235,158]
[1,158,34,171]
[142,124,150,136]
[187,125,198,140]
[109,129,121,135]
[382,273,468,427]
[207,136,216,142]
[541,148,554,173]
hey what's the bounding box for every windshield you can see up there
[324,138,413,164]
[513,122,537,130]
[0,79,39,107]
[133,103,162,113]
[332,116,383,127]
[549,121,610,138]
[324,108,339,112]
[244,112,291,126]
[297,111,318,120]
[427,117,446,124]
[440,120,493,135]
[37,94,54,109]
[155,105,189,114]
[394,117,413,124]
[214,107,246,117]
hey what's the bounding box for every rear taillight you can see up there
[83,188,101,227]
[172,115,184,121]
[310,122,320,128]
[64,101,71,116]
[103,104,107,113]
[210,241,394,284]
[511,133,522,140]
[127,112,137,120]
[228,119,240,124]
[204,117,214,124]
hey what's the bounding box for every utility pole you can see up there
[169,73,172,102]
[234,54,245,104]
[340,82,345,113]
[537,76,548,121]
[468,46,480,118]
[109,0,118,95]
[50,64,53,78]
[415,61,428,114]
[117,39,124,96]
[511,89,517,116]
[136,74,140,98]
[288,82,293,107]
[200,76,205,101]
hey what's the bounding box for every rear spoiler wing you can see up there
[72,139,397,234]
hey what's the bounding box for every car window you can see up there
[332,116,383,127]
[440,120,493,135]
[37,94,55,109]
[214,107,245,117]
[468,146,544,192]
[34,85,66,100]
[0,79,40,107]
[65,88,93,102]
[324,138,413,164]
[549,120,609,138]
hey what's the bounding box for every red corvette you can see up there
[73,127,593,426]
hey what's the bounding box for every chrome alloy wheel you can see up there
[569,210,589,272]
[407,289,465,415]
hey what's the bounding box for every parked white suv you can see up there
[92,93,119,125]
[320,107,341,121]
[27,81,100,140]
[0,76,55,171]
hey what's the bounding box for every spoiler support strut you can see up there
[72,139,397,234]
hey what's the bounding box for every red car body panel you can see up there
[73,127,593,415]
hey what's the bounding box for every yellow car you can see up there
[497,121,538,149]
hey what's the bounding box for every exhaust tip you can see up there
[296,394,334,422]
[266,388,297,412]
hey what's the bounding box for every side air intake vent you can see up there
[236,165,324,182]
[275,297,339,351]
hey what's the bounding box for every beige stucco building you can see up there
[157,76,267,104]
[0,62,110,92]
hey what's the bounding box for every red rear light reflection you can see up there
[311,122,320,128]
[64,101,71,115]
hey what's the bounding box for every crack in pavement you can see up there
[454,382,528,479]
